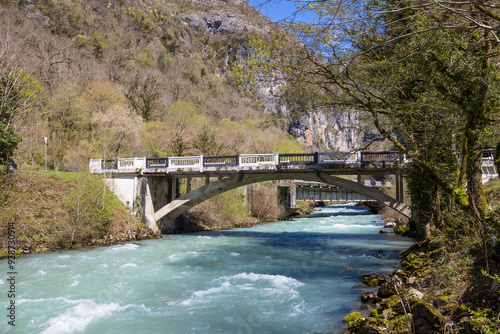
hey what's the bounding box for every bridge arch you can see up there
[148,171,416,228]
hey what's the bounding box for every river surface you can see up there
[1,204,412,334]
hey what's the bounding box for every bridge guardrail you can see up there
[279,153,316,165]
[239,154,277,167]
[168,156,202,171]
[203,155,238,167]
[361,151,404,165]
[483,149,495,161]
[102,159,118,170]
[319,152,359,164]
[118,158,146,171]
[146,158,168,169]
[89,159,101,173]
[88,149,495,174]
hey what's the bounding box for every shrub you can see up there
[63,174,121,247]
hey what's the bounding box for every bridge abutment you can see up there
[143,176,178,233]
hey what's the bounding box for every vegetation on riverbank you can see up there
[176,181,290,232]
[344,179,500,333]
[0,168,292,256]
[0,171,158,258]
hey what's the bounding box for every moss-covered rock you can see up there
[378,275,403,298]
[343,311,364,329]
[380,294,402,309]
[343,311,363,323]
[391,314,413,332]
[433,295,451,308]
[412,301,446,334]
[361,274,385,287]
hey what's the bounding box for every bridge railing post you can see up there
[89,159,102,173]
[314,152,319,165]
[200,155,203,173]
[275,153,279,167]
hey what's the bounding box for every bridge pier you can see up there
[140,176,178,233]
[171,176,177,201]
[186,177,191,193]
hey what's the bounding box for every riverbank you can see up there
[0,171,160,259]
[0,171,286,258]
[344,179,500,333]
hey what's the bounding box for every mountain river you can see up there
[1,203,413,333]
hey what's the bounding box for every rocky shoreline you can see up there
[0,226,162,259]
[342,234,487,333]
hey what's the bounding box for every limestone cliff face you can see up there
[289,111,359,152]
[181,0,274,35]
[181,0,359,152]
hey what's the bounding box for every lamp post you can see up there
[44,137,47,171]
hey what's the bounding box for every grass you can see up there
[0,170,144,257]
[22,170,85,180]
[485,179,500,194]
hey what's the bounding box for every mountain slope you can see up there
[1,0,304,171]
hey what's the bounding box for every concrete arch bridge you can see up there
[89,150,496,235]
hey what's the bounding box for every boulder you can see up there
[362,292,381,303]
[378,275,403,298]
[407,288,424,302]
[412,301,446,334]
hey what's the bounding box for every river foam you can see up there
[2,204,413,334]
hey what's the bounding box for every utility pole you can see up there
[44,137,47,171]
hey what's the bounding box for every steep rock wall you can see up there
[289,111,359,152]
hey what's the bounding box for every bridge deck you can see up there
[89,150,496,178]
[89,151,408,175]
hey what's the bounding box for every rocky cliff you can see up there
[179,0,359,152]
[290,111,359,152]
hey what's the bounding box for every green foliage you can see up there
[0,67,44,165]
[215,188,249,222]
[133,194,143,219]
[91,32,109,58]
[466,305,500,334]
[64,174,121,245]
[192,124,225,156]
[0,125,22,165]
[495,142,500,172]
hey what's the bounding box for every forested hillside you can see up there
[0,0,303,172]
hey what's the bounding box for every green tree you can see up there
[192,124,225,156]
[237,1,500,237]
[0,62,44,165]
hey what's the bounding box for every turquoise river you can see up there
[1,204,413,333]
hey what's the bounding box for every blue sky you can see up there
[248,0,316,23]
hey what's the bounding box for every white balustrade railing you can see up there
[117,158,145,170]
[239,154,277,167]
[88,150,495,174]
[168,156,203,171]
[89,159,101,173]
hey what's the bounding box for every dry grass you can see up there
[0,171,142,257]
